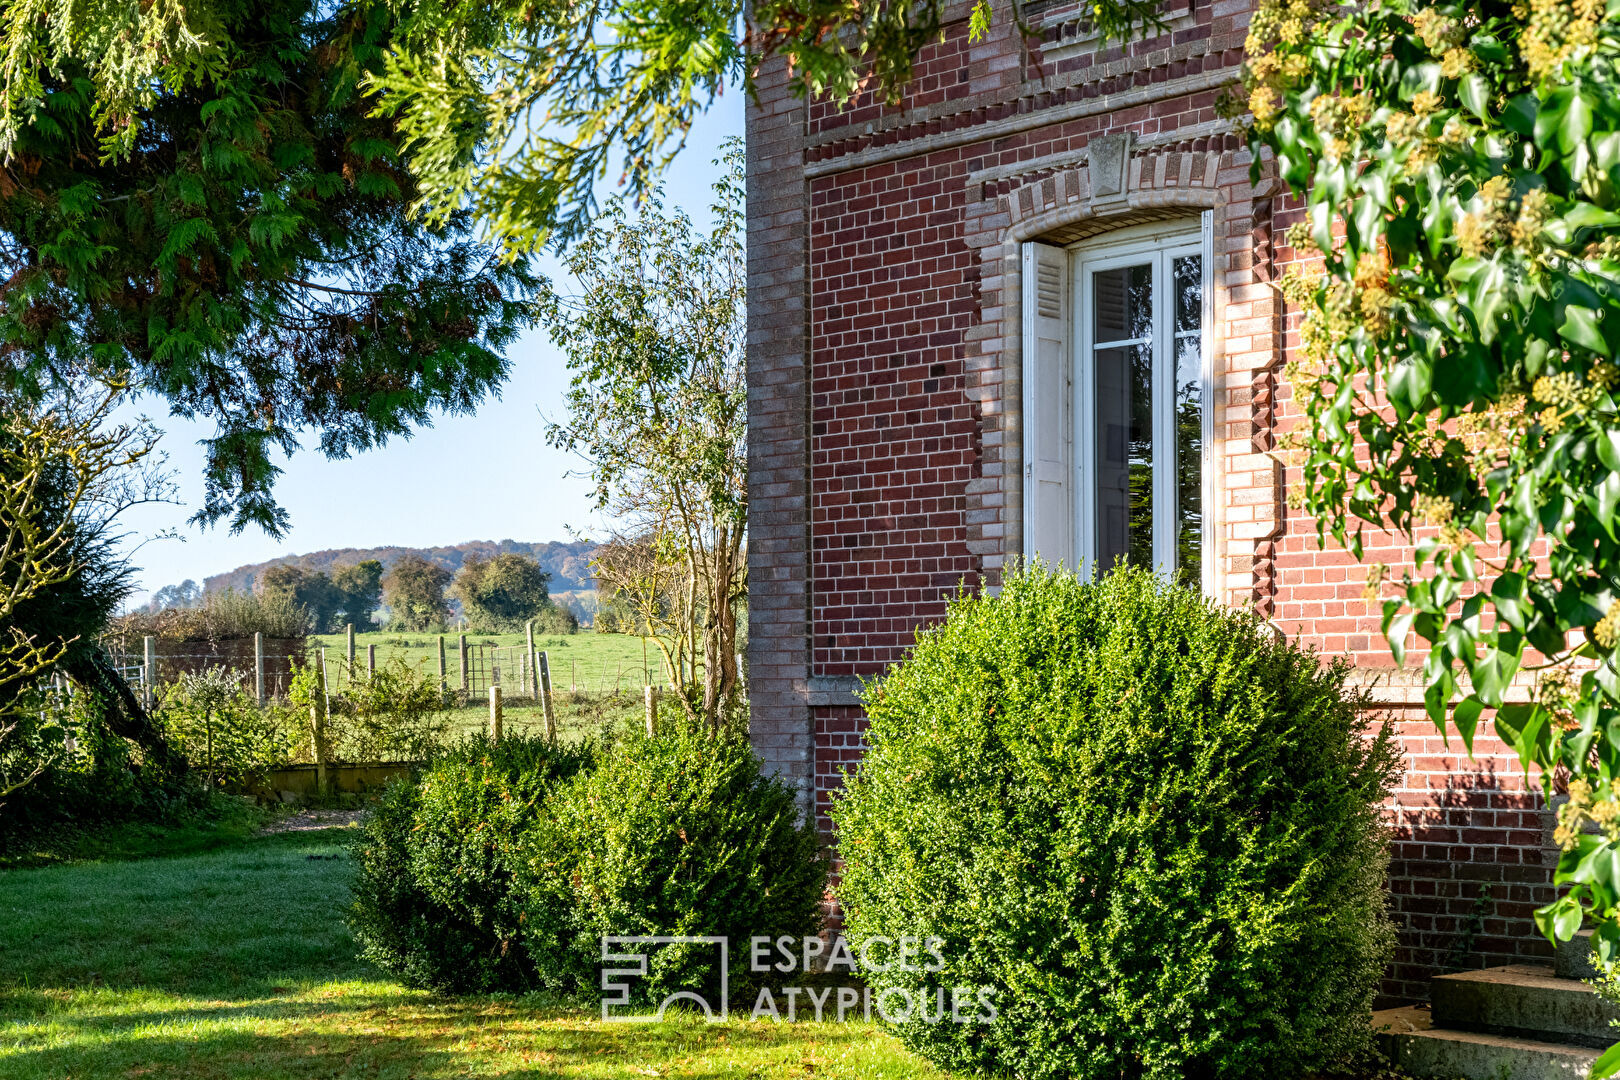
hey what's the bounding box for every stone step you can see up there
[1432,964,1620,1049]
[1558,929,1600,981]
[1374,1005,1600,1080]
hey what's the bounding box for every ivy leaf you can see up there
[1502,93,1538,136]
[1598,430,1620,473]
[1597,919,1620,965]
[1459,74,1491,120]
[1537,88,1593,154]
[1563,204,1620,230]
[1425,671,1456,728]
[1387,356,1434,412]
[1384,605,1415,665]
[1590,1039,1620,1080]
[1452,696,1484,752]
[1560,305,1611,357]
[1591,471,1620,540]
[1471,648,1518,709]
[1534,891,1586,942]
[1495,702,1548,776]
[1491,572,1527,631]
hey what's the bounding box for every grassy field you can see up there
[309,629,676,744]
[0,823,947,1079]
[309,629,665,694]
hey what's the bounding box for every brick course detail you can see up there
[745,0,1546,1002]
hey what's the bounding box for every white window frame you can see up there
[1022,214,1215,595]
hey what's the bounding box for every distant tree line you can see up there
[256,561,384,634]
[147,552,577,636]
[383,552,575,635]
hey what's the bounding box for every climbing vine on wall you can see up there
[1238,4,1620,1067]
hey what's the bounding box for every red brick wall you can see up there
[810,154,981,677]
[748,0,1554,1002]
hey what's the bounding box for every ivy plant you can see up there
[1241,2,1620,1065]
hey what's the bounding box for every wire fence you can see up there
[321,642,658,702]
[100,634,675,712]
[104,643,303,704]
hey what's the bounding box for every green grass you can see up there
[311,629,671,744]
[310,629,665,695]
[0,795,268,871]
[0,827,949,1079]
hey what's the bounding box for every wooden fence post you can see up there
[526,622,539,700]
[539,651,557,739]
[254,632,265,706]
[346,623,355,680]
[644,685,659,738]
[437,635,448,696]
[311,650,329,797]
[367,643,376,679]
[489,686,503,743]
[459,634,469,697]
[142,636,156,711]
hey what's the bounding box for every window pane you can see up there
[1175,337,1202,587]
[1174,254,1202,335]
[1095,335,1154,574]
[1094,263,1153,344]
[1173,255,1202,587]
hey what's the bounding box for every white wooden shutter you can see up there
[1022,242,1072,567]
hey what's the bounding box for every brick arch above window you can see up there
[960,143,1284,617]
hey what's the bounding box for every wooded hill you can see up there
[203,540,598,595]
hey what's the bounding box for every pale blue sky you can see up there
[117,93,744,607]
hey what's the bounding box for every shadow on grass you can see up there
[0,822,944,1078]
[1,987,934,1079]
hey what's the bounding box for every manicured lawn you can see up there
[0,825,947,1079]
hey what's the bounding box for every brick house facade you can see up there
[744,0,1551,1002]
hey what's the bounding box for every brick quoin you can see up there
[745,0,1548,1002]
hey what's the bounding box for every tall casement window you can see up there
[1022,217,1214,593]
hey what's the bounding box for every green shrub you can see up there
[830,565,1401,1080]
[158,668,291,788]
[521,722,827,1003]
[285,658,449,764]
[0,685,205,853]
[348,735,594,993]
[349,723,827,1003]
[326,658,449,762]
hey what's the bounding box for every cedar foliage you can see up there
[0,0,537,533]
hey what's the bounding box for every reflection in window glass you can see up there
[1173,255,1202,588]
[1094,264,1153,573]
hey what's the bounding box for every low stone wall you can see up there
[251,762,415,802]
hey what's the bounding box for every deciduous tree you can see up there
[542,143,746,729]
[450,553,553,633]
[383,554,451,632]
[332,560,385,630]
[146,581,203,613]
[257,565,338,633]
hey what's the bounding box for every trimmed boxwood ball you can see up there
[520,721,828,1006]
[349,735,594,993]
[830,565,1402,1080]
